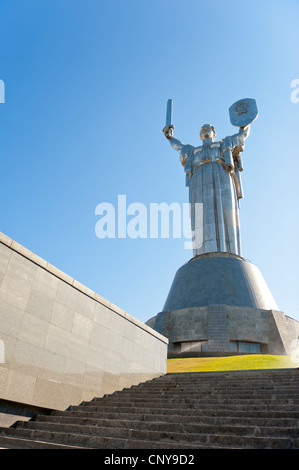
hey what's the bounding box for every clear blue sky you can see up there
[0,0,298,324]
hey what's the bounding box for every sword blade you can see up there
[165,99,173,127]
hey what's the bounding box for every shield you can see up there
[229,98,258,127]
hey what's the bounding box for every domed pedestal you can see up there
[146,253,299,357]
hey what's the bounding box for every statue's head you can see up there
[200,124,216,141]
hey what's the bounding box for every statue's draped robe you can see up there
[169,129,249,257]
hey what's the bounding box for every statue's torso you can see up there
[193,141,222,165]
[185,140,226,175]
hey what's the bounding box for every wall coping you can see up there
[0,231,168,345]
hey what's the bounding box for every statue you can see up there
[163,98,258,257]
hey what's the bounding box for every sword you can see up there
[166,99,173,128]
[163,99,174,138]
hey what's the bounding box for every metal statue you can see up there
[163,98,258,257]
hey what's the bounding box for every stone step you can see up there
[160,369,299,377]
[104,373,299,388]
[0,426,211,449]
[70,403,299,415]
[119,390,299,399]
[52,408,299,421]
[80,397,299,408]
[97,390,299,398]
[97,390,299,400]
[104,394,299,403]
[0,434,84,449]
[148,376,299,386]
[118,379,299,387]
[124,380,299,388]
[158,372,299,378]
[153,373,299,381]
[36,413,299,431]
[42,411,299,428]
[123,381,299,390]
[132,381,299,391]
[16,417,299,440]
[4,421,298,449]
[159,386,299,393]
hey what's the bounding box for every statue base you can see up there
[146,253,299,357]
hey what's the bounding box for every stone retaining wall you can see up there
[0,232,168,412]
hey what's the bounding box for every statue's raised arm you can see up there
[162,99,195,186]
[222,124,250,172]
[224,98,258,172]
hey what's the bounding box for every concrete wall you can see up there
[0,232,168,412]
[149,304,299,357]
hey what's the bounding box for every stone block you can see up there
[0,244,12,274]
[3,370,36,405]
[0,273,32,311]
[40,349,66,376]
[72,311,93,340]
[75,293,96,320]
[18,313,49,348]
[94,302,112,328]
[26,290,54,322]
[0,300,24,337]
[110,312,125,337]
[124,320,137,342]
[6,251,37,282]
[55,281,78,311]
[51,301,75,332]
[14,340,43,374]
[33,267,59,299]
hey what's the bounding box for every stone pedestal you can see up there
[146,253,299,357]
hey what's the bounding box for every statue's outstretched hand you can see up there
[239,124,250,133]
[163,125,174,139]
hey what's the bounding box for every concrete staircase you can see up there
[0,368,298,449]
